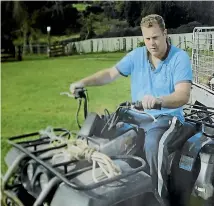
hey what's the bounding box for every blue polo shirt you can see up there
[115,45,192,123]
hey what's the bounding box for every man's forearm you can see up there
[160,91,190,108]
[80,68,119,87]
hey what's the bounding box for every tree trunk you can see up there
[23,30,27,55]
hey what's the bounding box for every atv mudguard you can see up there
[49,160,159,206]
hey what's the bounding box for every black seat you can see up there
[167,122,197,154]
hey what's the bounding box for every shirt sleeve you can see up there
[173,51,193,86]
[115,49,135,77]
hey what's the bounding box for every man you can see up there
[70,14,192,205]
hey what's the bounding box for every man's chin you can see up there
[150,51,160,57]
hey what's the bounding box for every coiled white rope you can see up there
[39,126,71,143]
[39,127,121,183]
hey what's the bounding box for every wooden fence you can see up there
[1,46,22,62]
[49,44,66,57]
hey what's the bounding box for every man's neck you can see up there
[148,42,170,69]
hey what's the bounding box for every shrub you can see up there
[137,41,145,47]
[168,21,203,34]
[96,26,141,38]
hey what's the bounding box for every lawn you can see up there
[1,52,130,173]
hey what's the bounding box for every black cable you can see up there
[84,97,88,119]
[104,109,110,122]
[100,112,115,134]
[76,99,82,129]
[74,88,89,129]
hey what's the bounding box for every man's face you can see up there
[141,24,167,58]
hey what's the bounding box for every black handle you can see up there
[74,87,86,99]
[133,101,161,110]
[153,102,162,110]
[133,101,143,110]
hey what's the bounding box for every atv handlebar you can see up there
[73,88,161,110]
[120,101,161,110]
[61,87,161,129]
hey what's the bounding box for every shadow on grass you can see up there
[22,54,49,61]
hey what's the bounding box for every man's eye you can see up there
[146,38,150,40]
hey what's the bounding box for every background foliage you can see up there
[1,1,214,45]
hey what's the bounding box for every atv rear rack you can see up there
[6,127,146,191]
[184,104,214,138]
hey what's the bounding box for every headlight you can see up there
[27,163,34,181]
[39,173,49,190]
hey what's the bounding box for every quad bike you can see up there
[1,88,214,206]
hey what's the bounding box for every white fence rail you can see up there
[66,33,194,54]
[20,32,213,57]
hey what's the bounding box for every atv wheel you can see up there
[1,190,24,206]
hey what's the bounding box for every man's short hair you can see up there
[140,14,165,31]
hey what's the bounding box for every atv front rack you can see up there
[5,128,146,191]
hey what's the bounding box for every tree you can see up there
[79,13,97,40]
[124,1,143,27]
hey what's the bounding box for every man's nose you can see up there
[150,38,155,46]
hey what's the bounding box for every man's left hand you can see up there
[141,95,162,109]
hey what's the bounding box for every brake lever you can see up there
[60,92,73,98]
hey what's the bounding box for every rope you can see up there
[39,126,71,146]
[39,127,121,183]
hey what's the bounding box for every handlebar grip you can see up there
[153,102,162,110]
[133,101,162,110]
[119,101,131,107]
[74,88,86,99]
[133,101,144,110]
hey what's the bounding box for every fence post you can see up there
[209,34,212,51]
[37,44,40,55]
[131,38,133,50]
[90,40,93,53]
[179,36,182,48]
[123,38,126,51]
[184,36,187,50]
[102,40,104,52]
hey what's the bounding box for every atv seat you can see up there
[167,121,197,154]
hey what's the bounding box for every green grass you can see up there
[1,52,130,173]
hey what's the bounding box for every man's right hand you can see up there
[69,81,85,96]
